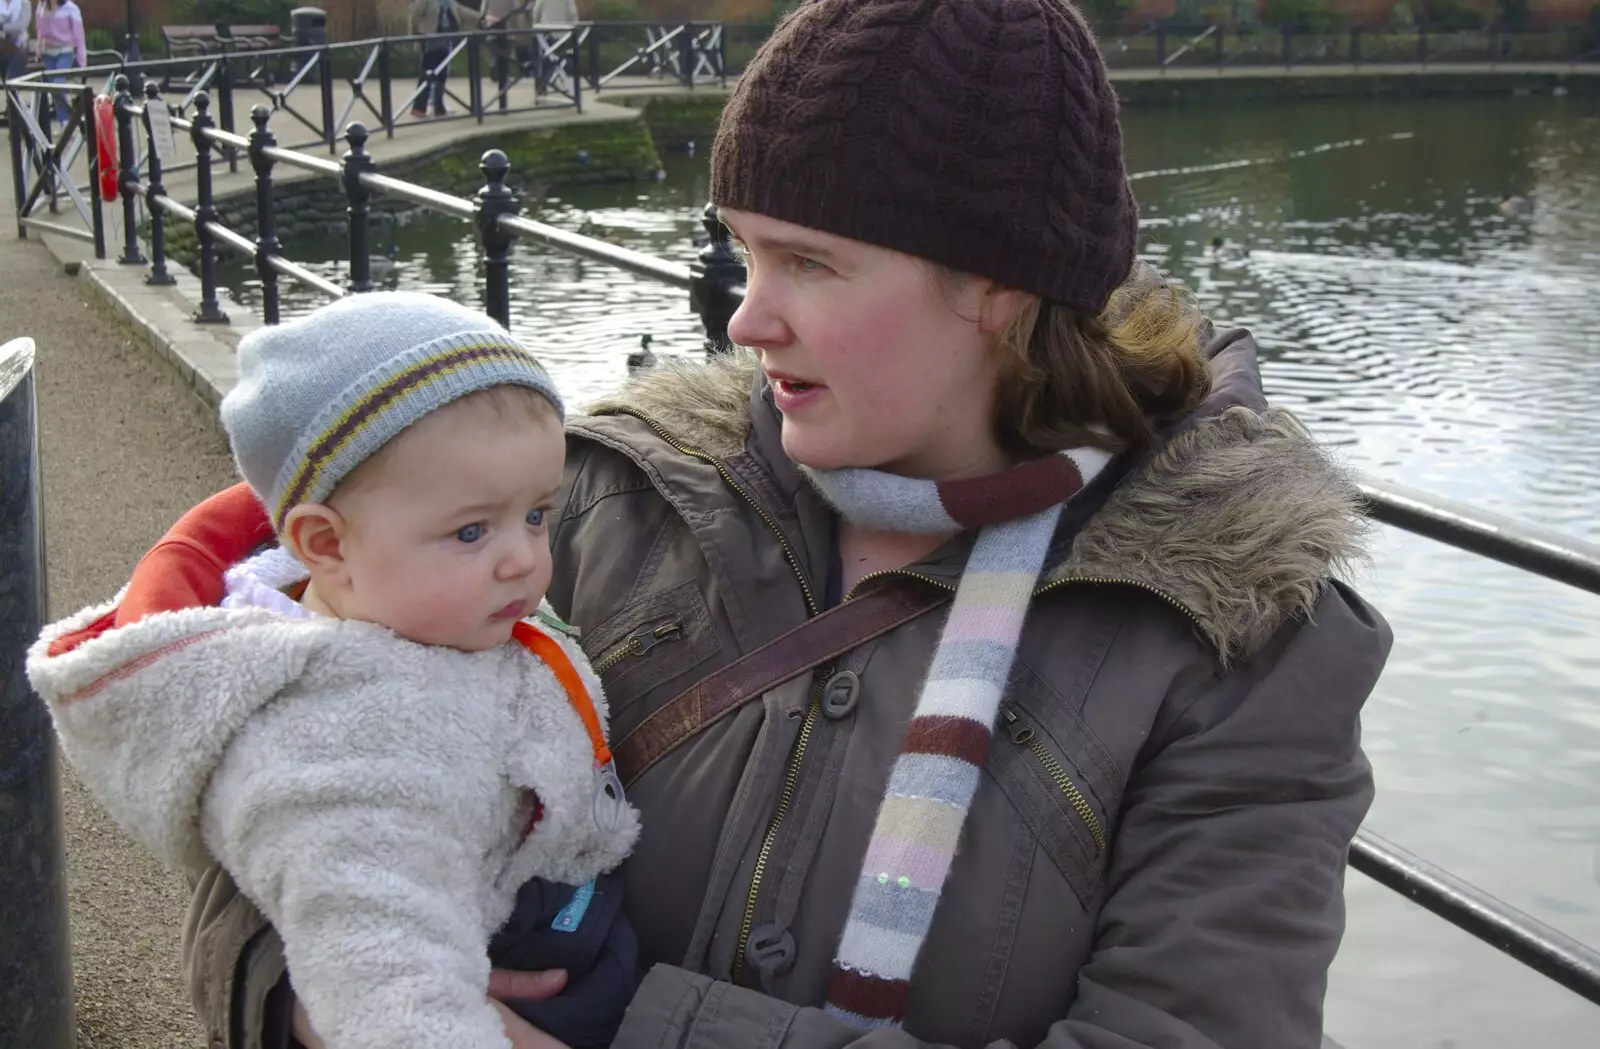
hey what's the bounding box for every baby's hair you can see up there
[326,384,560,510]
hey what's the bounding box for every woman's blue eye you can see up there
[797,255,824,273]
[456,523,485,544]
[526,508,546,528]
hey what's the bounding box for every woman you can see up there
[30,0,82,125]
[102,2,1389,1047]
[408,0,480,118]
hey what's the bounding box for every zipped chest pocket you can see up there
[989,698,1119,908]
[579,580,722,719]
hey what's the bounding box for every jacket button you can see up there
[745,921,797,980]
[821,671,860,720]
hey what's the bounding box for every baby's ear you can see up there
[280,503,346,573]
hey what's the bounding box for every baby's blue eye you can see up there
[526,508,546,528]
[456,523,486,544]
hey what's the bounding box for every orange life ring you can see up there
[94,94,118,202]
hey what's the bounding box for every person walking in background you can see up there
[0,0,30,83]
[408,0,479,118]
[529,0,576,96]
[480,0,533,101]
[31,0,83,125]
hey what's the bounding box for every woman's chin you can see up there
[780,424,868,473]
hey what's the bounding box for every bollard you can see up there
[190,92,229,324]
[474,149,521,328]
[249,105,282,324]
[342,122,377,293]
[113,74,146,265]
[142,82,176,287]
[0,337,75,1049]
[689,202,745,356]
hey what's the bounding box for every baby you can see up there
[28,292,640,1049]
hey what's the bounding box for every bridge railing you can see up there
[1090,21,1600,70]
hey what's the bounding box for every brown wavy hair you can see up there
[941,263,1213,458]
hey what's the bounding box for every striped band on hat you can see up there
[267,331,560,528]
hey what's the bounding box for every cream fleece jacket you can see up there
[26,549,639,1049]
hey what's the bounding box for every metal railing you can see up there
[1096,21,1600,71]
[1,20,726,178]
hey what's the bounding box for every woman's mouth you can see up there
[769,375,826,412]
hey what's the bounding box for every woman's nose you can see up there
[726,280,789,350]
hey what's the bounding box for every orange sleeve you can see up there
[48,483,274,655]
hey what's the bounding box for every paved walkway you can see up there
[2,235,230,1048]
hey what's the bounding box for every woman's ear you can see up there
[281,503,347,578]
[977,284,1035,337]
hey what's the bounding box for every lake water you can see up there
[223,95,1600,1048]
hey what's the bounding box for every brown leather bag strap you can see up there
[612,580,951,787]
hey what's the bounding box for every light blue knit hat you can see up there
[220,291,563,530]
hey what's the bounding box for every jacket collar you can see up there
[576,330,1366,665]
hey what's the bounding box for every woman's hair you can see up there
[943,263,1213,458]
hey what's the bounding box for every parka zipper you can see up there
[597,406,824,986]
[592,619,682,676]
[1001,706,1107,854]
[732,665,830,984]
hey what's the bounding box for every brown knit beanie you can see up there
[711,0,1138,315]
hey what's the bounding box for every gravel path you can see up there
[2,235,237,1048]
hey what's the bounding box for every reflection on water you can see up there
[224,96,1600,1047]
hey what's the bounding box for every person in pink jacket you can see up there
[30,0,84,124]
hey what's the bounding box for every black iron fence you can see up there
[1108,21,1600,70]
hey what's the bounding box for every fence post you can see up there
[343,122,377,294]
[0,336,75,1049]
[689,201,745,356]
[8,94,27,239]
[142,83,175,286]
[84,92,106,260]
[1283,26,1292,69]
[467,32,484,122]
[1215,24,1225,67]
[319,43,336,152]
[190,92,229,324]
[588,25,601,92]
[248,105,281,325]
[573,32,584,113]
[1156,25,1167,68]
[1419,22,1428,64]
[1351,27,1362,65]
[680,23,694,89]
[218,52,237,174]
[378,40,395,137]
[474,149,520,328]
[113,75,146,265]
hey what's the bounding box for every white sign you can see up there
[145,104,180,168]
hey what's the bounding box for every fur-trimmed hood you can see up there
[580,333,1367,665]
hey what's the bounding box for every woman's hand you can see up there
[490,998,571,1049]
[489,969,572,1049]
[289,968,570,1049]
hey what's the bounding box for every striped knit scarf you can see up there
[804,446,1112,1030]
